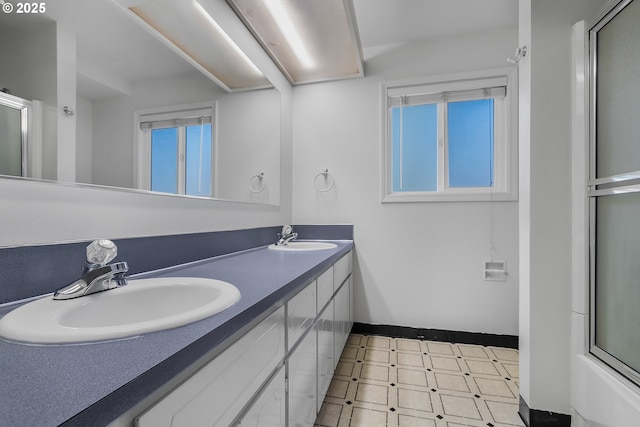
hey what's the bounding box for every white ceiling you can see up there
[0,0,518,97]
[353,0,518,58]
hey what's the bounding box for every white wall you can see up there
[76,95,93,184]
[518,0,606,416]
[0,22,58,180]
[56,26,76,183]
[0,23,57,105]
[292,28,520,335]
[216,89,280,204]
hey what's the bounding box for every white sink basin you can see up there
[268,241,338,251]
[0,277,240,344]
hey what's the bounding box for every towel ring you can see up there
[249,171,265,193]
[314,168,334,192]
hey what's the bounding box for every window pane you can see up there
[151,128,178,194]
[391,104,437,192]
[185,124,212,197]
[595,193,640,373]
[448,99,494,188]
[596,0,640,178]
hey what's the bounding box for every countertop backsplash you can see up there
[0,224,354,304]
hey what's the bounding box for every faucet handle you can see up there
[281,225,292,236]
[86,239,118,266]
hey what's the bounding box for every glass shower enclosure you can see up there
[0,91,31,177]
[588,0,640,386]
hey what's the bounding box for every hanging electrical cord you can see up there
[488,179,495,262]
[488,103,496,262]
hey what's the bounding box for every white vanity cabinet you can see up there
[333,254,350,292]
[333,253,353,369]
[316,266,335,409]
[316,300,334,410]
[233,367,286,427]
[136,306,285,427]
[286,277,318,427]
[287,327,317,426]
[333,277,352,368]
[133,250,352,427]
[316,267,334,312]
[287,280,317,350]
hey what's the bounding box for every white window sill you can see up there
[382,190,517,203]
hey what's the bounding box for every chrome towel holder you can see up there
[249,171,265,193]
[314,168,334,192]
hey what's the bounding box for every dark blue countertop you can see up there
[0,240,353,427]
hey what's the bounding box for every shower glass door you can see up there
[0,92,31,177]
[589,0,640,385]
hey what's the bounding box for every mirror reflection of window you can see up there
[149,123,213,197]
[137,103,215,197]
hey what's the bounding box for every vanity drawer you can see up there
[317,300,334,409]
[136,306,285,427]
[333,251,352,290]
[287,280,317,350]
[316,267,333,314]
[233,366,285,427]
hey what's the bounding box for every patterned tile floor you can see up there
[315,334,523,427]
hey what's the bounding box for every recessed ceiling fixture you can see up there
[113,0,272,91]
[227,0,364,85]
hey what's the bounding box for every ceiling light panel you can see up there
[228,0,364,85]
[125,0,272,91]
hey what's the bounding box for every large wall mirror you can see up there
[0,0,281,205]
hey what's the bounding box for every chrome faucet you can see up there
[53,239,129,300]
[276,225,298,246]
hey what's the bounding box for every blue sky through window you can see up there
[448,99,494,188]
[151,128,178,194]
[391,99,494,192]
[392,104,438,192]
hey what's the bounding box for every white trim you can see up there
[0,92,35,178]
[383,188,517,203]
[134,101,216,119]
[28,100,43,180]
[384,68,513,95]
[438,103,446,192]
[381,67,518,203]
[388,84,507,105]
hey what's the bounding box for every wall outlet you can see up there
[484,260,507,281]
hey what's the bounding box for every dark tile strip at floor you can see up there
[351,323,519,349]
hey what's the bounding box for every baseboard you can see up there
[519,396,571,427]
[351,322,518,349]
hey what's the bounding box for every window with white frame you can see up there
[134,102,215,197]
[382,68,517,202]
